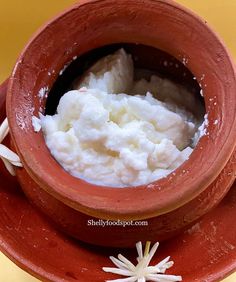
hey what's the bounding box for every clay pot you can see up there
[5,0,236,247]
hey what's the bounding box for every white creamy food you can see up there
[38,49,203,187]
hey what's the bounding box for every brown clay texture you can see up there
[5,0,236,247]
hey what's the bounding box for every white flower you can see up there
[103,241,182,282]
[0,118,22,175]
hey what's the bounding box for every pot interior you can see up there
[45,43,205,121]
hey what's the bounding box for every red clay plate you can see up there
[1,82,236,282]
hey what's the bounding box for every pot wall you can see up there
[5,0,236,246]
[16,148,236,247]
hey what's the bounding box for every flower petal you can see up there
[103,267,133,276]
[145,242,159,266]
[0,118,22,175]
[10,160,23,167]
[0,118,9,143]
[102,241,182,282]
[1,157,16,176]
[136,241,143,261]
[137,277,146,282]
[110,256,130,270]
[146,273,182,282]
[118,254,136,271]
[145,266,163,274]
[106,277,137,282]
[0,144,21,163]
[155,256,174,273]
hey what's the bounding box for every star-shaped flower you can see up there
[0,118,22,176]
[103,241,182,282]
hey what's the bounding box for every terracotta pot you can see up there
[5,0,236,247]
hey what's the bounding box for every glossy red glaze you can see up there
[4,0,236,247]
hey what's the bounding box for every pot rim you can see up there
[6,0,236,220]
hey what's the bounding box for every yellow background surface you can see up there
[0,0,235,281]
